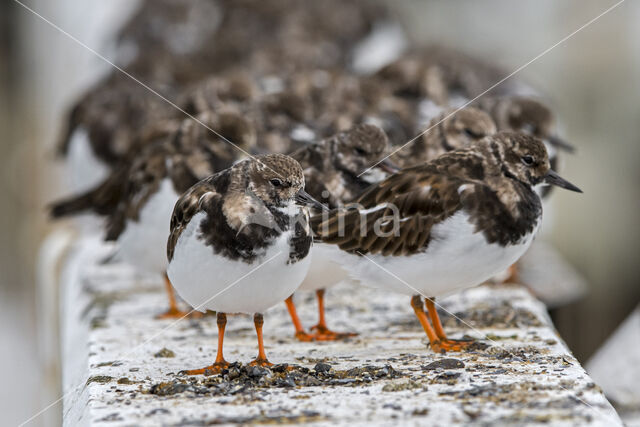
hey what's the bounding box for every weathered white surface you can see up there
[587,306,640,426]
[517,240,588,308]
[60,235,621,426]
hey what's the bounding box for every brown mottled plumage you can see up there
[52,111,256,319]
[56,74,176,166]
[375,46,527,104]
[58,0,390,180]
[166,154,318,371]
[312,132,580,257]
[391,107,497,168]
[179,72,258,116]
[282,124,394,342]
[478,97,556,142]
[476,96,575,197]
[310,132,581,354]
[51,111,254,241]
[167,154,310,263]
[291,124,393,208]
[116,0,389,83]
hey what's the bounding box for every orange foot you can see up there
[503,264,520,284]
[431,338,475,353]
[249,357,273,368]
[155,307,204,320]
[294,331,315,342]
[310,324,358,341]
[179,361,229,376]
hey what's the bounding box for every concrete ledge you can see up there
[59,235,622,426]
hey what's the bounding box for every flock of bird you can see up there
[50,0,582,374]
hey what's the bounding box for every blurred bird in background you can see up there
[3,1,639,424]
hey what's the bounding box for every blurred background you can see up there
[1,0,638,425]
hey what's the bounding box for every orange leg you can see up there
[181,312,230,375]
[425,297,474,352]
[310,289,357,341]
[503,264,520,284]
[284,295,314,342]
[250,313,273,367]
[156,273,200,319]
[411,295,442,351]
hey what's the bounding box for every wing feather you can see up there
[166,175,221,261]
[312,154,484,256]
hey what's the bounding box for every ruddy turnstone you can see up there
[372,46,507,118]
[167,154,322,373]
[57,72,177,192]
[285,124,397,341]
[477,96,574,196]
[414,45,534,103]
[311,132,582,352]
[179,72,257,117]
[116,0,390,83]
[292,124,397,207]
[58,0,390,190]
[373,47,546,128]
[51,111,254,318]
[474,96,576,282]
[391,107,497,169]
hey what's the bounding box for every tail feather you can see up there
[104,213,126,241]
[56,103,82,157]
[49,191,100,218]
[49,166,126,219]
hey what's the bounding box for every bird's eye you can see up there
[354,147,367,156]
[463,128,482,139]
[270,178,283,187]
[521,155,534,166]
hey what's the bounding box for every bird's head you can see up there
[488,132,582,193]
[333,123,398,177]
[248,154,324,210]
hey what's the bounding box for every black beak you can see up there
[544,169,582,193]
[375,158,401,174]
[547,135,576,153]
[295,189,329,211]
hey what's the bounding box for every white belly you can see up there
[115,178,178,275]
[168,212,312,314]
[298,243,349,292]
[417,99,445,128]
[66,127,110,194]
[332,212,539,297]
[351,22,408,74]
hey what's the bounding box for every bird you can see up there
[50,111,255,318]
[166,154,322,374]
[391,107,497,169]
[115,0,391,85]
[373,48,575,161]
[56,73,178,192]
[377,61,574,284]
[292,123,397,207]
[57,0,392,191]
[375,46,531,108]
[311,131,582,353]
[285,123,397,341]
[476,96,574,197]
[473,95,576,282]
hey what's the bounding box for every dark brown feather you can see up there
[167,174,221,261]
[312,133,545,256]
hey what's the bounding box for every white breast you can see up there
[114,178,179,275]
[297,243,349,292]
[168,212,312,314]
[65,127,110,194]
[331,212,539,297]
